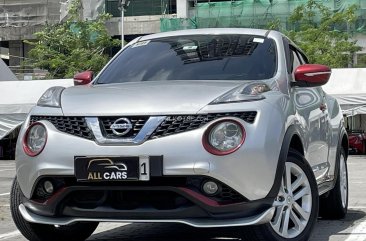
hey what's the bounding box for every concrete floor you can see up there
[0,156,366,241]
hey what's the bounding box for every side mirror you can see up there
[293,64,331,87]
[73,71,93,86]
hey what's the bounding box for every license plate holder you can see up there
[74,156,150,181]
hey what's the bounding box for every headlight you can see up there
[211,82,270,104]
[37,86,65,108]
[23,122,47,157]
[202,120,245,155]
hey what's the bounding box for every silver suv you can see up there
[11,28,348,241]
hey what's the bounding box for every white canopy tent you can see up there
[0,59,17,82]
[0,79,74,140]
[323,68,366,117]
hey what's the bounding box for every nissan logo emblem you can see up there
[110,118,133,136]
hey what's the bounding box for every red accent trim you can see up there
[73,70,93,86]
[32,187,67,205]
[22,122,48,157]
[294,64,331,86]
[178,187,222,207]
[202,119,246,156]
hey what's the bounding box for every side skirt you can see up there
[318,179,336,196]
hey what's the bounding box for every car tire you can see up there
[319,148,348,219]
[10,177,99,241]
[238,149,319,241]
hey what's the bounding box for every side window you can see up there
[283,38,309,75]
[297,51,309,64]
[290,48,301,74]
[282,38,292,74]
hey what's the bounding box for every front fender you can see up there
[265,125,304,199]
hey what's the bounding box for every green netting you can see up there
[160,0,366,32]
[160,18,197,31]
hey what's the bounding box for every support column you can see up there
[177,0,189,18]
[9,40,23,68]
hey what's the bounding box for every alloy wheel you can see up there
[270,162,312,239]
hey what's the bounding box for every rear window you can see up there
[96,34,277,84]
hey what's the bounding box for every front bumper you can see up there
[16,102,285,201]
[19,203,275,228]
[15,98,287,227]
[23,176,272,215]
[20,176,275,227]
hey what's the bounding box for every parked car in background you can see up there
[11,28,349,241]
[348,131,366,154]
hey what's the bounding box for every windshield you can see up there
[96,34,277,84]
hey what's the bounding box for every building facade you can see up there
[0,0,365,79]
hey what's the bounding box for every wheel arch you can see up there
[320,126,349,197]
[332,127,349,183]
[289,134,305,157]
[265,125,305,199]
[341,131,349,160]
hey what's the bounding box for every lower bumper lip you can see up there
[18,204,275,228]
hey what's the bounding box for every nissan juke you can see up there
[11,28,349,241]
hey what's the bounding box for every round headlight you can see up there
[203,120,245,155]
[23,122,48,157]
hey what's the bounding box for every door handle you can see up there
[320,103,327,112]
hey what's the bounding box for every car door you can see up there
[289,46,330,180]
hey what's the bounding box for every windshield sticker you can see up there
[132,40,151,48]
[253,38,265,43]
[183,46,198,50]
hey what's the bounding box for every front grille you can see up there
[186,177,246,203]
[30,112,256,141]
[99,116,149,138]
[67,190,193,211]
[220,185,245,202]
[150,112,257,139]
[32,176,247,205]
[30,116,93,140]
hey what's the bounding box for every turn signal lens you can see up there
[210,82,270,104]
[203,120,245,155]
[23,122,47,157]
[37,86,65,108]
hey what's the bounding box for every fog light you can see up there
[202,181,219,196]
[43,181,54,194]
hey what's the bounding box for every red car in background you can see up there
[348,131,366,154]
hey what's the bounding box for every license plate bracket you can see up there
[74,156,150,181]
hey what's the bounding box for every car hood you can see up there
[61,81,244,116]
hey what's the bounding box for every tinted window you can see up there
[297,51,309,64]
[290,48,301,74]
[96,35,277,84]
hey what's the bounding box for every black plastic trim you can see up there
[150,156,163,177]
[23,185,273,220]
[290,80,325,88]
[62,205,209,219]
[329,127,349,188]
